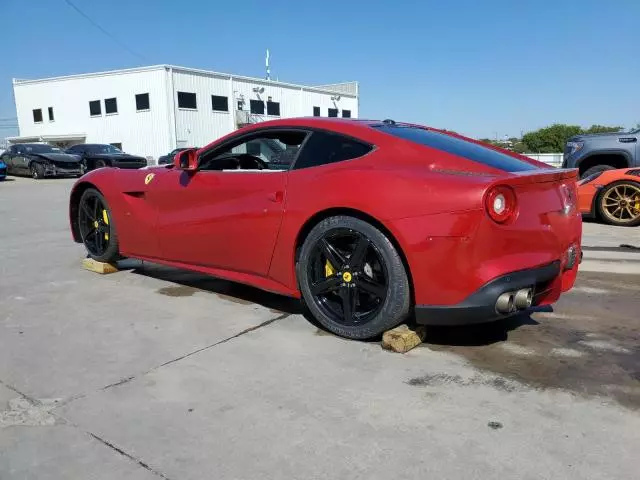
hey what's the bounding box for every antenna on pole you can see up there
[265,49,271,81]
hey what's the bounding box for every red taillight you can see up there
[485,185,517,224]
[559,183,576,215]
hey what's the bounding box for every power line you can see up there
[63,0,146,61]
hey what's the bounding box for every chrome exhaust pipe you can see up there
[514,288,533,309]
[496,292,515,314]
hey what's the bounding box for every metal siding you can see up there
[13,69,171,159]
[12,65,360,160]
[232,78,358,118]
[172,70,234,149]
[171,73,359,147]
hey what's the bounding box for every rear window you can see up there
[375,125,538,172]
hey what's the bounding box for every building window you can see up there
[105,97,118,114]
[135,93,150,111]
[178,91,197,109]
[47,107,54,121]
[237,101,243,111]
[33,109,43,123]
[313,106,320,117]
[266,101,280,116]
[211,95,229,112]
[89,100,101,116]
[328,108,338,117]
[342,109,351,118]
[250,99,264,115]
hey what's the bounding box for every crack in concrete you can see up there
[89,432,174,480]
[60,312,292,406]
[0,378,39,405]
[101,375,136,391]
[153,312,291,371]
[52,315,290,480]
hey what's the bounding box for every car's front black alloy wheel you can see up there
[31,163,44,179]
[78,188,120,262]
[297,216,410,340]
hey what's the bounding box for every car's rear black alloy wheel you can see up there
[308,228,388,326]
[79,191,111,257]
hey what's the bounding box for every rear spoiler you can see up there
[500,168,578,186]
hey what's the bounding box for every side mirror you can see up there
[174,148,198,171]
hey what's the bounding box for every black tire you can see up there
[296,216,411,340]
[94,159,107,169]
[596,180,640,227]
[581,164,615,180]
[30,163,45,179]
[77,188,121,262]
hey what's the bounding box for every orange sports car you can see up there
[578,167,640,226]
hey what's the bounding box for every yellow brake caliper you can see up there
[102,209,109,241]
[324,260,335,277]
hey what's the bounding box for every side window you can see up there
[199,130,308,172]
[293,131,373,170]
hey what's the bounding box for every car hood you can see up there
[568,131,631,141]
[30,152,82,163]
[90,153,147,162]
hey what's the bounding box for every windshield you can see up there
[374,125,539,172]
[24,144,62,154]
[87,144,122,154]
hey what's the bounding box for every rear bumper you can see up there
[415,259,576,326]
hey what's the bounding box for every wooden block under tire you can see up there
[82,258,118,274]
[382,324,426,353]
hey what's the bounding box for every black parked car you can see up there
[66,144,148,171]
[157,147,195,165]
[0,143,84,179]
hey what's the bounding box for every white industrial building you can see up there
[10,65,359,161]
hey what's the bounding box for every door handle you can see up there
[267,191,284,203]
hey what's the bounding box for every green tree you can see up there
[584,124,623,134]
[521,124,583,153]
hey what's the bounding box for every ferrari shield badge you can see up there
[144,173,155,185]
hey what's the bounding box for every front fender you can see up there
[69,169,118,242]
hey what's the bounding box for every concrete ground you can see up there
[1,176,639,480]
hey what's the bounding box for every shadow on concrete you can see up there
[421,310,546,347]
[120,259,557,347]
[127,261,302,315]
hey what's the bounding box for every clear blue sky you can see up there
[2,0,639,139]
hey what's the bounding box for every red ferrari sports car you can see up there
[69,118,582,339]
[578,167,640,226]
